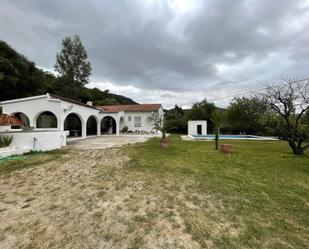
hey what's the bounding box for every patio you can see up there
[67,135,156,150]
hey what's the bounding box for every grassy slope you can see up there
[126,135,309,248]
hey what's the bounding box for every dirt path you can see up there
[0,145,200,248]
[67,135,154,150]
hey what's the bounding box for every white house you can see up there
[0,94,163,152]
[98,104,164,134]
[0,94,164,138]
[188,120,207,135]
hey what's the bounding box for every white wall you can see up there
[188,120,207,135]
[0,95,103,138]
[1,96,62,128]
[0,94,164,137]
[0,126,11,132]
[2,130,67,151]
[60,99,101,137]
[123,107,164,133]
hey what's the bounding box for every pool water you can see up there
[189,134,278,141]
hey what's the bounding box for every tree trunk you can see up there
[288,141,304,155]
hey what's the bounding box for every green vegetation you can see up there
[0,39,136,105]
[0,149,66,175]
[55,35,91,87]
[126,135,309,248]
[225,96,270,134]
[0,134,13,148]
[165,81,309,155]
[0,136,308,248]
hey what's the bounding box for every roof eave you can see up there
[0,94,48,105]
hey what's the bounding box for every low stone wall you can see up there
[1,130,67,151]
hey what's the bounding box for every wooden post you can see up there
[215,127,220,150]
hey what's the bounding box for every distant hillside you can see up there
[0,40,137,105]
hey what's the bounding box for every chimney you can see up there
[87,101,93,106]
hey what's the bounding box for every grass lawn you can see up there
[125,135,309,248]
[0,135,308,248]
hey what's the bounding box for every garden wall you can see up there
[1,130,67,151]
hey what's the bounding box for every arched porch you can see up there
[64,113,84,137]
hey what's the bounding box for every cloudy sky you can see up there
[1,0,309,108]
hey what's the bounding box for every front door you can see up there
[197,125,202,135]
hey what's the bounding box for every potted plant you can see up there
[159,128,169,148]
[121,125,129,134]
[220,144,233,154]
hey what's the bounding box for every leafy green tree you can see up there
[0,39,137,105]
[54,35,91,87]
[226,96,269,134]
[212,109,225,130]
[186,99,216,132]
[165,105,187,133]
[0,40,54,101]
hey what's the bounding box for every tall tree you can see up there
[226,96,269,134]
[186,99,216,132]
[0,40,136,104]
[165,105,187,133]
[54,35,91,87]
[262,78,309,155]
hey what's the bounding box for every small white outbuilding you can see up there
[188,120,207,135]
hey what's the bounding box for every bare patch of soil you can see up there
[0,147,206,249]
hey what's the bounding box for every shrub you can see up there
[121,125,129,133]
[0,134,14,148]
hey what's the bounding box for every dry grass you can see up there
[0,147,200,249]
[1,135,308,249]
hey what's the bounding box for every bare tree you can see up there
[262,78,309,155]
[147,112,167,139]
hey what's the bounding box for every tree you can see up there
[54,35,91,87]
[148,112,167,139]
[0,40,137,105]
[0,40,51,101]
[165,105,187,133]
[226,97,269,134]
[262,78,309,155]
[186,99,216,132]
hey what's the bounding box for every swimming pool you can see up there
[188,134,278,141]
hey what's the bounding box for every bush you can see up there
[0,134,14,148]
[121,125,129,133]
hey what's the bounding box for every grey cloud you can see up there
[1,0,309,107]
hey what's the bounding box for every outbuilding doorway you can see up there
[197,125,202,135]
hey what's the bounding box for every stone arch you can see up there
[86,115,98,136]
[11,112,30,127]
[35,111,58,128]
[101,116,116,135]
[64,113,83,137]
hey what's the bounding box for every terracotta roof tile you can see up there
[96,104,161,113]
[0,114,23,126]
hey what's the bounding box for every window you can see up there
[128,116,131,121]
[134,116,141,127]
